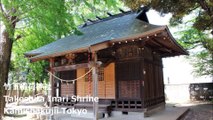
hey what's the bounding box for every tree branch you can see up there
[0,2,7,18]
[184,40,201,44]
[197,0,213,35]
[187,43,202,50]
[189,5,200,13]
[11,16,19,24]
[197,0,212,16]
[15,35,22,41]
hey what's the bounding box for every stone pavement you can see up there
[103,106,188,120]
[52,104,189,120]
[4,103,189,120]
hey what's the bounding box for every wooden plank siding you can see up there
[76,63,115,99]
[76,68,86,97]
[104,63,115,99]
[143,47,165,108]
[116,60,142,100]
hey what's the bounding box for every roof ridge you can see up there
[79,6,150,28]
[79,10,134,28]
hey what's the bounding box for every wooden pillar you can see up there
[92,52,98,120]
[49,58,54,120]
[141,58,145,108]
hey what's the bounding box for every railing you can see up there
[111,100,143,110]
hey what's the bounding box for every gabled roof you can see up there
[25,10,188,62]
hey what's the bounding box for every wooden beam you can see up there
[53,63,90,71]
[90,41,110,52]
[53,62,102,72]
[152,38,174,53]
[149,39,163,47]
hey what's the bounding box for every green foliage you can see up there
[190,50,213,76]
[11,31,51,83]
[1,0,126,84]
[122,0,213,33]
[174,21,213,77]
[122,0,213,78]
[177,27,207,49]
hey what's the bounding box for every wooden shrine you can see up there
[25,8,188,117]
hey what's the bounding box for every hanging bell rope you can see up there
[88,53,92,95]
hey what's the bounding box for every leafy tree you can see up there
[123,0,213,35]
[11,0,125,88]
[0,0,124,118]
[122,0,213,78]
[176,26,213,77]
[0,0,74,117]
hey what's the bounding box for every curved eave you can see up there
[24,52,42,58]
[164,26,189,56]
[28,47,89,62]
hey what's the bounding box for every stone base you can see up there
[110,103,165,118]
[144,103,165,117]
[111,111,145,118]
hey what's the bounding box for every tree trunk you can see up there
[0,29,13,120]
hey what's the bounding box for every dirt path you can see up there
[180,102,213,120]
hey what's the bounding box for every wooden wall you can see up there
[76,63,115,99]
[105,63,116,99]
[76,68,86,96]
[114,44,143,100]
[110,44,165,110]
[116,60,142,100]
[143,47,165,107]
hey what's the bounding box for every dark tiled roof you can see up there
[25,11,187,61]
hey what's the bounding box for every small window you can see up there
[85,67,104,82]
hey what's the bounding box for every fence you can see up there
[165,82,213,103]
[189,83,213,100]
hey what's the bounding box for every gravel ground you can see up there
[180,102,213,120]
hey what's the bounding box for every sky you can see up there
[146,10,212,84]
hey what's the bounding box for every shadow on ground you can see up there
[176,101,213,120]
